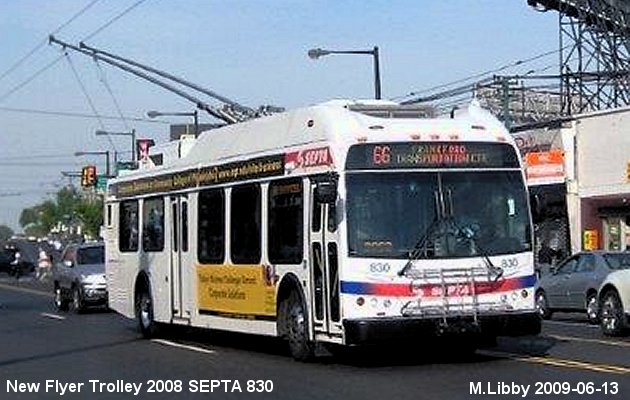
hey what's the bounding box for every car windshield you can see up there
[77,246,105,265]
[603,253,630,270]
[346,171,532,259]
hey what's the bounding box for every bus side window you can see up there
[268,179,303,264]
[119,200,139,252]
[231,184,261,264]
[198,189,225,264]
[142,197,165,252]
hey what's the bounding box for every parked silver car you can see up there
[52,242,107,312]
[535,251,626,324]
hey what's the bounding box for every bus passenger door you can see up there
[309,179,343,338]
[170,195,190,321]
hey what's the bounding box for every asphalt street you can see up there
[0,276,629,400]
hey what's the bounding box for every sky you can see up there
[0,0,558,230]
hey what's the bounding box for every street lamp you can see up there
[307,46,381,99]
[75,150,110,178]
[95,129,136,163]
[147,110,199,136]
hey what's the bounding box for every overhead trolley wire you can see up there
[0,55,64,104]
[0,0,102,84]
[397,46,570,102]
[0,105,168,124]
[94,60,131,131]
[64,52,117,152]
[82,0,147,41]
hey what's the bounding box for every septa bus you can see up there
[104,100,540,360]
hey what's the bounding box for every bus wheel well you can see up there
[276,274,304,337]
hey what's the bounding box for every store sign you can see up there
[525,150,565,185]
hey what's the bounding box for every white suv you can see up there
[52,242,107,313]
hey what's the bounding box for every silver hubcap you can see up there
[601,297,618,331]
[140,296,151,328]
[587,297,598,320]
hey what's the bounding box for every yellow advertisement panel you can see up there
[583,229,599,251]
[197,264,277,319]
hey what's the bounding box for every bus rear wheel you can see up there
[284,292,315,361]
[136,287,158,338]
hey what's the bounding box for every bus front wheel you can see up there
[136,287,158,338]
[284,292,315,361]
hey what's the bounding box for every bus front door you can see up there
[309,185,342,338]
[170,195,190,321]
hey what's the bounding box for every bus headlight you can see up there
[383,299,392,308]
[356,297,365,306]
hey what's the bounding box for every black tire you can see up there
[585,293,599,324]
[600,290,627,337]
[535,290,552,320]
[53,284,69,312]
[283,291,315,361]
[71,285,84,314]
[136,286,158,338]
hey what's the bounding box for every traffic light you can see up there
[81,165,97,187]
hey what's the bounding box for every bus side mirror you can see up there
[315,180,337,204]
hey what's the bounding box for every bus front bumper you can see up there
[342,311,541,345]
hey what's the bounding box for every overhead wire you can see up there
[0,105,168,123]
[94,60,130,131]
[0,55,64,104]
[0,0,102,84]
[82,0,147,41]
[64,52,117,151]
[396,46,570,101]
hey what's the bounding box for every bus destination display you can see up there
[345,142,519,170]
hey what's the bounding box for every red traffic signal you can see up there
[81,165,97,187]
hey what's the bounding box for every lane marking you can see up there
[41,312,66,320]
[544,320,599,329]
[0,283,53,298]
[549,334,630,348]
[151,339,215,354]
[480,350,630,375]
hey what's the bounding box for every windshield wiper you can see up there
[453,225,504,281]
[397,216,443,276]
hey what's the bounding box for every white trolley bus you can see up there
[105,100,540,360]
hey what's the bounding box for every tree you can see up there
[19,186,103,239]
[0,224,14,243]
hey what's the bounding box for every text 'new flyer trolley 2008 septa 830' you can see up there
[104,99,540,361]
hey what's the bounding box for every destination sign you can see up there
[345,142,519,170]
[111,154,285,198]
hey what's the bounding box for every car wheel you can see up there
[586,293,599,324]
[600,290,626,337]
[54,285,69,312]
[535,290,552,320]
[284,291,315,361]
[71,286,84,314]
[136,287,158,338]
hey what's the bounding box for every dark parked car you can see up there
[0,246,35,276]
[52,242,107,312]
[536,251,625,324]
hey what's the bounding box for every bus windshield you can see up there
[346,171,532,259]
